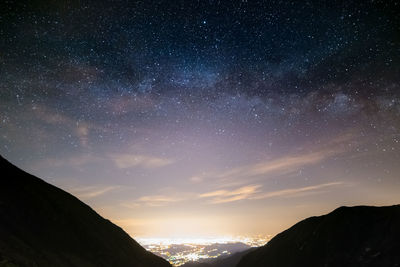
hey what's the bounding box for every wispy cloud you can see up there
[69,185,120,199]
[33,152,174,170]
[189,131,358,187]
[110,153,174,169]
[31,154,102,170]
[251,182,345,200]
[199,182,346,204]
[136,195,182,207]
[217,149,342,180]
[112,218,150,228]
[199,184,262,204]
[192,139,349,187]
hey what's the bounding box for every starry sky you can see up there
[1,0,400,238]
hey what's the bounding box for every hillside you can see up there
[0,156,171,267]
[237,205,400,267]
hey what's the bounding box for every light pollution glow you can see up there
[137,236,271,266]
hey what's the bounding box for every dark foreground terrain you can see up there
[0,156,170,267]
[238,205,400,267]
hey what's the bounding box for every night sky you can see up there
[1,0,400,238]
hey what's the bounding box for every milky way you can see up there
[1,1,400,238]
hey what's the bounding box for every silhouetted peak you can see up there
[0,155,171,267]
[238,205,400,267]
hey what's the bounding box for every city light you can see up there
[137,235,271,266]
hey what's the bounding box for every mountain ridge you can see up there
[0,155,171,267]
[237,204,400,267]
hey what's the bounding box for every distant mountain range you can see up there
[0,156,170,267]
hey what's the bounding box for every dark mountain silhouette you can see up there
[0,156,171,267]
[237,205,400,267]
[181,248,255,267]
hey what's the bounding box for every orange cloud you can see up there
[136,195,182,207]
[199,184,262,204]
[199,182,347,204]
[69,185,120,199]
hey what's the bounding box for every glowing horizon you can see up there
[136,235,271,266]
[136,235,271,246]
